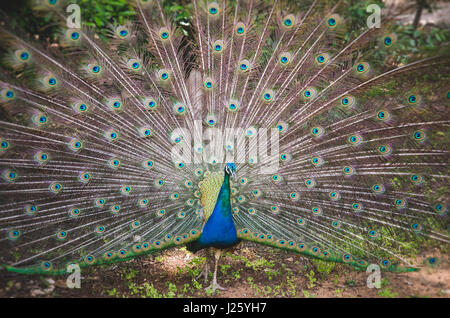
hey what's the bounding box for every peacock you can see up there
[0,0,448,294]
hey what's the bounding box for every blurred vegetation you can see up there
[0,0,447,67]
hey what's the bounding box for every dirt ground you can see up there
[0,243,448,298]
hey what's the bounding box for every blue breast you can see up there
[198,182,238,249]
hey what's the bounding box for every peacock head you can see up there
[224,163,236,179]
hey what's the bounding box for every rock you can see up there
[31,284,55,297]
[44,285,55,294]
[286,257,293,262]
[14,282,21,289]
[45,278,55,285]
[31,289,47,297]
[55,280,68,289]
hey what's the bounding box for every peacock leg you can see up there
[205,248,226,293]
[196,248,210,284]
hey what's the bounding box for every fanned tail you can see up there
[0,0,448,275]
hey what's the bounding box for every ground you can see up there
[0,242,448,298]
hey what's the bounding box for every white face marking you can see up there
[225,164,236,178]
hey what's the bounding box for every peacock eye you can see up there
[174,103,186,115]
[433,203,445,215]
[42,261,52,271]
[262,89,274,102]
[407,94,422,105]
[278,52,292,66]
[204,77,214,89]
[302,87,316,99]
[340,95,356,107]
[355,62,369,74]
[212,40,224,53]
[5,90,14,98]
[208,3,219,16]
[227,100,239,112]
[325,13,341,29]
[348,134,362,145]
[413,130,425,141]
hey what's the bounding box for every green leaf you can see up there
[120,11,137,16]
[94,16,103,27]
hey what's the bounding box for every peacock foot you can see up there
[196,263,210,284]
[205,278,227,293]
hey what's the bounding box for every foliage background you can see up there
[0,0,448,65]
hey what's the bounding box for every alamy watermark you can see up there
[66,263,81,289]
[366,264,381,289]
[170,121,280,174]
[66,4,81,29]
[367,4,381,28]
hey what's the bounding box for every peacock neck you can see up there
[217,173,231,217]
